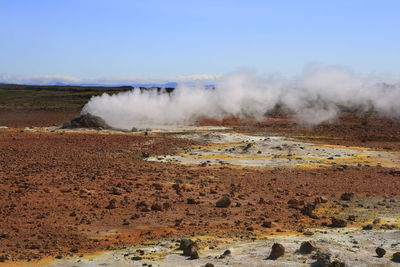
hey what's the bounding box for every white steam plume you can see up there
[82,65,400,129]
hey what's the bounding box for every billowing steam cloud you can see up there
[82,65,400,129]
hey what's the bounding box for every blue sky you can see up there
[1,0,399,82]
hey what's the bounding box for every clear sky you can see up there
[1,0,399,81]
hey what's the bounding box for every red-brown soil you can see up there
[0,108,79,128]
[0,110,400,263]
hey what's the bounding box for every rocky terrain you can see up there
[0,109,400,266]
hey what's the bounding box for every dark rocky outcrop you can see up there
[62,113,111,130]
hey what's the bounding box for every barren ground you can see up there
[0,108,400,266]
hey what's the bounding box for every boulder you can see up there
[375,247,386,258]
[393,252,400,262]
[268,243,285,259]
[179,238,199,258]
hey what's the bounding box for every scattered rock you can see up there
[110,187,124,195]
[261,221,276,228]
[216,196,231,208]
[303,231,314,236]
[373,218,381,224]
[151,202,163,211]
[0,254,10,262]
[299,241,316,254]
[268,243,285,260]
[347,215,356,222]
[376,247,386,258]
[340,192,354,201]
[380,224,397,230]
[105,199,117,209]
[0,233,9,239]
[314,196,328,204]
[362,224,373,230]
[187,198,198,205]
[315,252,345,267]
[300,202,318,218]
[223,249,231,256]
[205,263,214,267]
[330,217,347,228]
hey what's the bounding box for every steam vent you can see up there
[61,113,111,130]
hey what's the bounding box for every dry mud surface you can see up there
[1,111,400,266]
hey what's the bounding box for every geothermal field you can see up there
[1,73,400,267]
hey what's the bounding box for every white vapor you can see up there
[82,65,400,129]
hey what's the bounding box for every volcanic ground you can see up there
[0,110,400,266]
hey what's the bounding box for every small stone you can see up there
[105,198,117,209]
[376,247,386,258]
[373,218,381,224]
[316,252,331,266]
[205,264,214,267]
[0,233,9,239]
[216,196,231,208]
[187,198,198,204]
[131,256,142,261]
[268,243,285,259]
[0,254,10,262]
[223,250,231,256]
[331,217,347,228]
[340,192,354,201]
[393,252,400,262]
[303,231,314,236]
[362,224,373,230]
[130,214,140,219]
[261,221,275,228]
[347,215,356,221]
[299,241,316,254]
[314,196,328,204]
[151,202,163,211]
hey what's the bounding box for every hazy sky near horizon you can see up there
[1,0,400,81]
